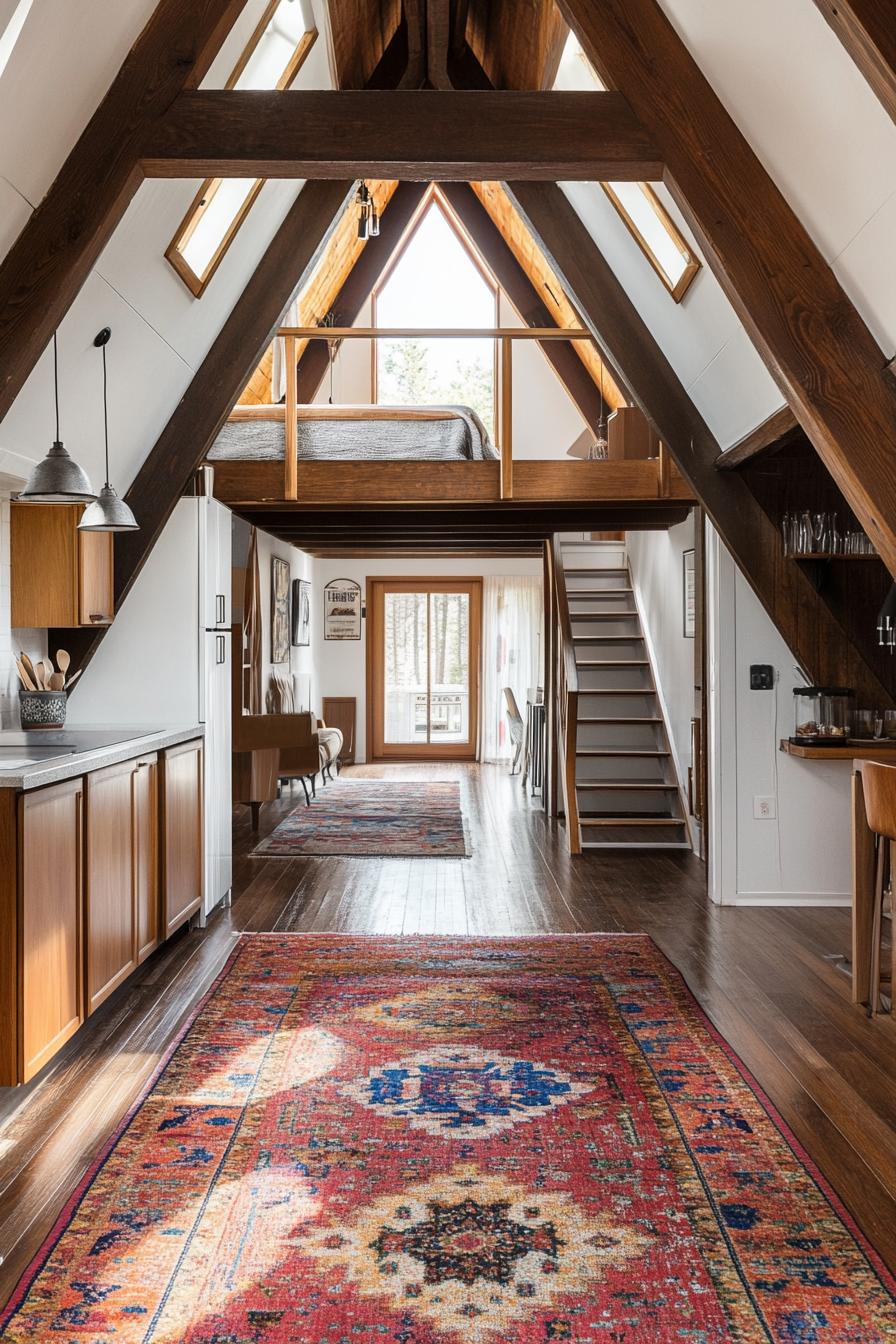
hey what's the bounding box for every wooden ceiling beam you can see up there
[140,90,663,179]
[558,0,896,578]
[504,180,893,705]
[812,0,896,125]
[715,405,802,471]
[0,0,249,423]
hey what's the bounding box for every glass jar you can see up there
[884,710,896,741]
[853,709,876,741]
[792,687,854,743]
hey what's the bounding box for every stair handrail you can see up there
[551,535,581,854]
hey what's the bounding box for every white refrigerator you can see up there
[199,493,233,917]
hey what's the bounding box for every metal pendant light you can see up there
[19,332,96,503]
[78,328,139,533]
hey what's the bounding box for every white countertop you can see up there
[0,725,204,790]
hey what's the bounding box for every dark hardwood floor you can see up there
[1,761,896,1309]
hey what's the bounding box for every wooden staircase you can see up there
[550,539,691,852]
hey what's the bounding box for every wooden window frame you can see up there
[370,187,500,433]
[600,182,700,303]
[367,577,482,763]
[165,2,317,298]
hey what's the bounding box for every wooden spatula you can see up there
[14,658,35,690]
[56,649,70,677]
[20,652,38,687]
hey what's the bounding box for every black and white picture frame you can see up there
[291,578,311,647]
[682,548,696,639]
[271,556,290,663]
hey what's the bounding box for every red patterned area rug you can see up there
[252,779,469,857]
[2,935,895,1342]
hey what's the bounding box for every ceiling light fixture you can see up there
[19,332,96,503]
[589,358,609,460]
[356,182,379,240]
[78,328,139,533]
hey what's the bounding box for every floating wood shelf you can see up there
[780,739,896,761]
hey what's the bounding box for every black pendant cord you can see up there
[53,331,60,443]
[101,343,110,487]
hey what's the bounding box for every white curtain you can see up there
[271,297,299,402]
[480,576,543,763]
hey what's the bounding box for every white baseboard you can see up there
[731,890,851,908]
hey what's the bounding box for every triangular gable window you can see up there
[373,193,498,435]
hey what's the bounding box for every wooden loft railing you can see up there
[549,533,581,854]
[278,325,592,501]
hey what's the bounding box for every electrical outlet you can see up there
[750,664,775,690]
[753,795,777,820]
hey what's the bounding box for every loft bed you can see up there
[209,403,499,463]
[206,326,696,508]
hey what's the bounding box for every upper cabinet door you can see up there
[11,503,114,628]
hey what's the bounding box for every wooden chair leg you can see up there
[869,833,885,1017]
[300,776,311,806]
[250,801,261,831]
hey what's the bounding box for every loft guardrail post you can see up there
[284,334,298,500]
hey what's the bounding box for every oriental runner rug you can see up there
[252,779,469,857]
[2,935,895,1342]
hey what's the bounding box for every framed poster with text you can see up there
[324,578,362,640]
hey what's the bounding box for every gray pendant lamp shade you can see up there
[19,333,96,503]
[78,328,139,533]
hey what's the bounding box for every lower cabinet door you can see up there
[86,759,137,1014]
[162,739,204,936]
[20,777,84,1082]
[134,755,160,964]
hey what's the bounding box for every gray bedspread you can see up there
[208,405,498,462]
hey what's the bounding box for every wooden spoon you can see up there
[14,658,35,690]
[20,652,38,687]
[48,671,65,691]
[33,661,46,690]
[56,649,70,677]
[64,668,84,692]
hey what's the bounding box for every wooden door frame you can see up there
[366,577,482,762]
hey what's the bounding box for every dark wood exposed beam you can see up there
[504,180,892,705]
[438,183,617,435]
[425,0,453,88]
[812,0,896,125]
[140,90,663,180]
[294,182,428,403]
[0,0,248,423]
[558,0,896,578]
[715,404,802,471]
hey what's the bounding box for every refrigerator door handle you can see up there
[216,634,225,665]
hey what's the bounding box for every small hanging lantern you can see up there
[19,332,96,503]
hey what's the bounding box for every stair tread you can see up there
[576,781,676,789]
[568,587,633,594]
[577,748,669,756]
[571,611,639,618]
[579,689,657,695]
[582,841,692,850]
[577,716,662,723]
[573,635,644,643]
[577,659,650,666]
[580,816,684,826]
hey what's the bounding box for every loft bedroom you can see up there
[201,181,694,511]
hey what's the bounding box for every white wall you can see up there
[706,524,852,906]
[233,519,317,708]
[312,554,542,762]
[627,517,697,810]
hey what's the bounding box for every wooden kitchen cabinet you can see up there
[161,739,204,936]
[85,753,159,1014]
[11,502,114,628]
[19,777,85,1083]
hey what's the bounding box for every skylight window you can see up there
[373,196,498,435]
[166,0,317,297]
[554,31,700,304]
[0,0,33,81]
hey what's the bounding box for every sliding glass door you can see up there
[369,579,481,760]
